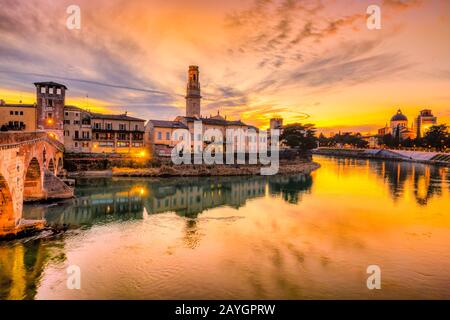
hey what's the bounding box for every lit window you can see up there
[56,88,62,95]
[41,87,46,94]
[49,87,54,94]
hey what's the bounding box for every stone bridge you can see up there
[0,132,73,238]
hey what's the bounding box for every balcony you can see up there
[73,136,91,141]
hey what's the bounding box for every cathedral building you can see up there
[378,109,416,140]
[146,66,259,157]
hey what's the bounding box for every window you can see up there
[94,123,101,129]
[75,113,79,117]
[49,87,54,94]
[106,123,112,130]
[157,132,162,140]
[20,111,23,115]
[15,111,18,115]
[74,120,80,125]
[10,111,13,115]
[135,124,139,131]
[56,88,62,95]
[82,131,90,139]
[119,123,126,131]
[74,131,79,139]
[64,120,70,124]
[41,87,46,94]
[47,113,53,119]
[75,142,78,147]
[117,141,129,147]
[65,112,69,116]
[166,132,170,140]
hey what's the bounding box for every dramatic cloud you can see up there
[0,0,448,131]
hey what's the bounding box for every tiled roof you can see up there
[0,103,35,108]
[179,116,248,127]
[64,105,86,112]
[90,112,145,122]
[149,120,188,129]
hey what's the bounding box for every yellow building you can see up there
[0,101,36,132]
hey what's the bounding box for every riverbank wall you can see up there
[111,160,320,177]
[313,148,450,167]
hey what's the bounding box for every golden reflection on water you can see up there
[1,156,450,299]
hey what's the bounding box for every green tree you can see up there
[423,124,448,151]
[280,123,317,151]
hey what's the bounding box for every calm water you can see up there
[1,155,450,300]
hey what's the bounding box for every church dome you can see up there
[391,109,407,122]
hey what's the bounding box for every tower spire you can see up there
[185,65,201,118]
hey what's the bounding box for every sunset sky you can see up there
[0,0,449,132]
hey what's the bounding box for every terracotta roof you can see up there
[90,112,145,122]
[0,103,35,108]
[149,120,188,129]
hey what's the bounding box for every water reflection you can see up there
[1,156,449,300]
[329,156,449,205]
[24,174,313,228]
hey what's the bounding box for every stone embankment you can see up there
[313,147,450,167]
[112,161,320,177]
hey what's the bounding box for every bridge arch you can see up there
[56,157,63,175]
[0,173,15,230]
[48,158,55,174]
[23,157,44,201]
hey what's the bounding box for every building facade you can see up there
[34,82,67,142]
[145,66,263,158]
[415,109,437,138]
[378,109,415,140]
[64,107,146,155]
[0,101,36,132]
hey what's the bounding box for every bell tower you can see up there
[34,81,67,143]
[186,65,201,118]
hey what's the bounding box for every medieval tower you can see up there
[34,81,66,143]
[186,65,201,118]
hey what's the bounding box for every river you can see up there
[1,155,449,299]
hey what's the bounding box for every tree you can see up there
[318,133,329,147]
[280,123,317,151]
[423,124,448,151]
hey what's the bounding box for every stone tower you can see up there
[34,81,67,143]
[186,65,201,118]
[270,117,283,130]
